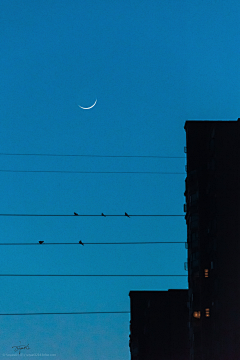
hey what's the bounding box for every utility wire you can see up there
[0,214,185,217]
[0,170,185,174]
[0,274,187,277]
[0,241,186,245]
[0,311,130,316]
[0,153,185,158]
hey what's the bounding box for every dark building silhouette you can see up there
[184,119,240,360]
[129,290,189,360]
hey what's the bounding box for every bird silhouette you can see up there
[101,213,106,217]
[125,212,130,218]
[39,241,44,244]
[74,212,78,216]
[79,240,84,246]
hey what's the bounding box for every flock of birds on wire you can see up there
[73,211,130,217]
[37,212,130,246]
[38,240,84,245]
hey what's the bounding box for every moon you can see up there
[78,99,97,110]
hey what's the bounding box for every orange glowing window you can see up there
[193,311,201,319]
[204,269,209,278]
[205,308,210,317]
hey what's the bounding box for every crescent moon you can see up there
[78,99,97,110]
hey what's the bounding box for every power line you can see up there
[0,153,185,158]
[0,241,186,245]
[186,119,238,121]
[0,311,130,316]
[0,274,187,277]
[0,214,185,217]
[0,170,185,174]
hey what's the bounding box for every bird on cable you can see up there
[74,212,78,216]
[39,241,44,244]
[101,213,106,217]
[125,212,130,218]
[79,240,84,246]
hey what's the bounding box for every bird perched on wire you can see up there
[74,212,78,216]
[101,213,106,217]
[39,241,44,244]
[79,240,84,246]
[125,212,130,218]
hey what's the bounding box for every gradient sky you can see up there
[0,1,239,359]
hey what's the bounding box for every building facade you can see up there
[129,290,189,360]
[184,119,240,360]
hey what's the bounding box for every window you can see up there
[207,158,215,171]
[191,252,199,261]
[211,127,215,139]
[191,232,199,247]
[209,138,214,151]
[193,311,201,319]
[191,252,200,268]
[190,191,199,205]
[190,214,199,229]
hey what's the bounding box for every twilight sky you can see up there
[0,1,239,359]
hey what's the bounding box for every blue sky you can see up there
[0,0,239,359]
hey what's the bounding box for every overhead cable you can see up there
[0,274,187,277]
[0,153,185,158]
[0,311,130,316]
[0,170,185,174]
[0,214,184,217]
[0,241,186,245]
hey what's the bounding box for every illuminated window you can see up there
[205,308,210,317]
[204,269,209,278]
[193,311,201,319]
